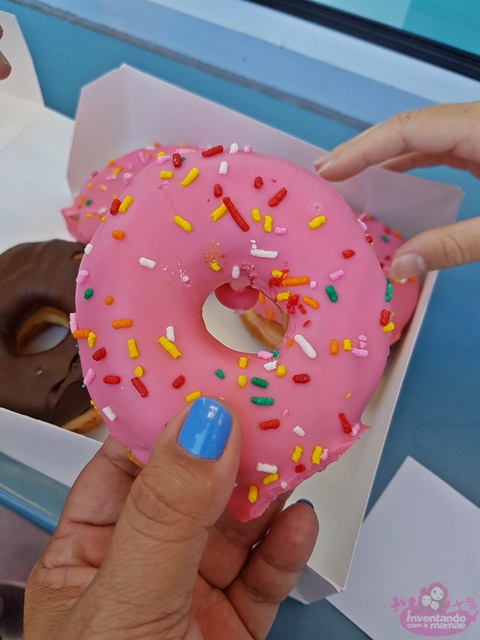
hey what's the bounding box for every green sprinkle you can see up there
[272,349,280,358]
[181,156,186,162]
[381,234,389,243]
[215,369,225,379]
[85,199,92,206]
[251,397,274,405]
[251,377,268,388]
[325,284,338,302]
[81,383,86,388]
[84,288,94,299]
[386,283,393,302]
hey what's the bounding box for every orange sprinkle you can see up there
[112,230,125,240]
[258,291,265,303]
[72,329,90,339]
[112,319,133,329]
[282,276,310,286]
[393,229,403,239]
[286,338,295,348]
[330,340,339,355]
[105,296,114,305]
[267,309,274,319]
[302,296,319,309]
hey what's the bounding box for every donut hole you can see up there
[202,291,287,354]
[16,307,70,355]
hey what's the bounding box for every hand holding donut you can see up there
[25,397,318,640]
[315,102,480,279]
[0,26,12,80]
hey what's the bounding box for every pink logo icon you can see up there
[391,582,478,636]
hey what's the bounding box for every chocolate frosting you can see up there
[0,240,93,426]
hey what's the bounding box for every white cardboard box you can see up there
[0,10,463,602]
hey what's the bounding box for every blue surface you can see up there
[1,3,480,638]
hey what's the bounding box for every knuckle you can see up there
[437,233,470,268]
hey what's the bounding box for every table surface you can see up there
[0,2,479,638]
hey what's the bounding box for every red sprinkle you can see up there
[268,187,287,207]
[380,309,391,326]
[223,196,250,232]
[339,412,352,434]
[295,464,306,473]
[110,199,121,215]
[303,320,312,328]
[202,145,224,157]
[92,348,106,361]
[254,176,264,189]
[213,183,223,198]
[259,419,280,430]
[298,304,307,315]
[366,234,374,244]
[172,153,182,168]
[342,249,355,259]
[172,375,185,389]
[131,377,148,398]
[103,375,121,385]
[293,374,311,384]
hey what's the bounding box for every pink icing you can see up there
[74,147,392,521]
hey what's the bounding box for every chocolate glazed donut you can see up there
[0,240,101,432]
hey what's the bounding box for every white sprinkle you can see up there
[293,426,306,437]
[180,273,190,283]
[358,219,368,231]
[229,143,239,154]
[83,368,95,385]
[102,406,117,422]
[69,313,78,333]
[399,277,408,284]
[176,148,195,155]
[219,161,228,175]
[280,481,288,489]
[359,335,367,341]
[329,269,345,282]
[258,350,273,360]
[98,206,108,215]
[124,172,133,185]
[156,155,171,165]
[85,243,93,255]
[264,360,277,371]
[294,334,317,359]
[274,227,287,235]
[320,448,329,461]
[166,326,175,342]
[352,348,368,358]
[350,423,360,437]
[243,145,252,154]
[309,280,317,289]
[250,248,278,259]
[76,269,89,284]
[256,462,278,474]
[358,341,367,349]
[282,409,290,418]
[139,257,156,269]
[139,150,149,164]
[232,265,240,279]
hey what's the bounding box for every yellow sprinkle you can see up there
[330,340,339,355]
[158,336,181,359]
[248,485,258,503]
[174,215,192,232]
[86,182,93,189]
[276,365,286,377]
[72,329,90,339]
[251,208,262,223]
[343,339,352,351]
[119,195,134,213]
[85,213,93,219]
[100,216,106,222]
[308,215,326,229]
[156,151,165,157]
[210,259,222,272]
[238,356,249,369]
[99,184,107,191]
[112,319,133,329]
[263,473,279,485]
[311,445,323,465]
[112,230,125,240]
[383,322,395,333]
[160,170,173,179]
[211,203,228,221]
[105,296,114,306]
[112,167,121,176]
[127,339,139,359]
[292,445,303,463]
[238,375,247,388]
[277,291,291,301]
[264,215,273,233]
[134,366,144,377]
[345,393,351,398]
[271,269,284,278]
[283,277,310,286]
[302,296,319,309]
[180,167,199,186]
[186,390,202,402]
[87,331,97,348]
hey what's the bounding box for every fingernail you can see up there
[314,157,334,174]
[178,397,232,459]
[296,498,315,510]
[390,252,426,279]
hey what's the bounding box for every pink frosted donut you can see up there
[359,213,420,343]
[62,145,198,243]
[73,145,393,521]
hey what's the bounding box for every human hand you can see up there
[25,397,318,640]
[0,26,12,80]
[314,102,480,279]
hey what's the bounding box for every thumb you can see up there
[390,217,480,279]
[86,397,240,635]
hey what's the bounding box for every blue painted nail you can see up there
[296,498,315,510]
[178,398,232,459]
